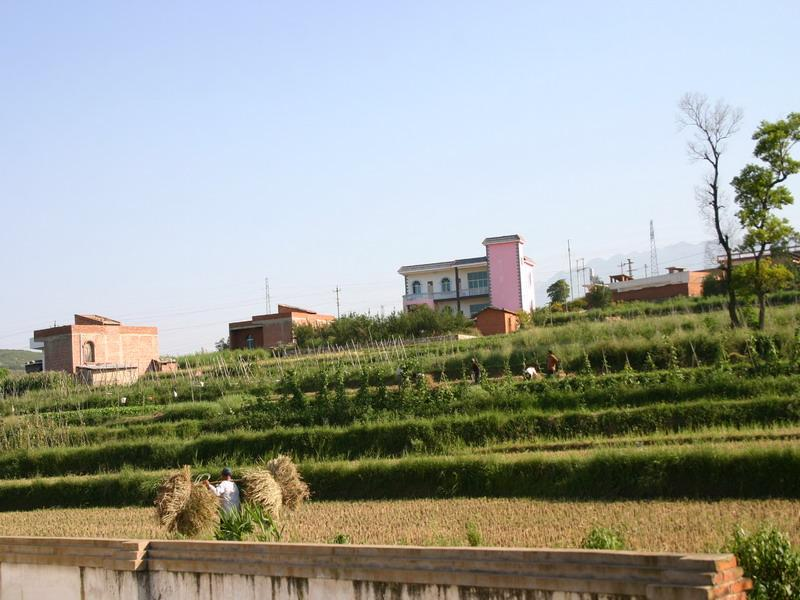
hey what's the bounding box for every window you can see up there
[469,303,490,317]
[245,334,255,350]
[467,271,488,290]
[82,341,95,363]
[441,277,451,292]
[411,280,421,294]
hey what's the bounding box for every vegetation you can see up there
[0,500,798,553]
[679,92,744,327]
[546,279,570,305]
[732,111,800,329]
[727,525,800,600]
[3,294,800,577]
[581,526,626,550]
[0,349,41,372]
[293,305,473,348]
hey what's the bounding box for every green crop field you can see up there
[2,301,800,553]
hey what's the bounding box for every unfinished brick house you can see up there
[31,314,163,384]
[608,267,712,302]
[229,305,334,350]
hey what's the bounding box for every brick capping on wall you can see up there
[0,537,751,599]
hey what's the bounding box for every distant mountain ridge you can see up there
[0,349,41,371]
[535,241,712,306]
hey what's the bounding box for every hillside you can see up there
[2,300,800,554]
[0,349,40,371]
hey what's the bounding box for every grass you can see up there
[3,299,800,554]
[0,499,798,552]
[0,349,41,371]
[1,441,800,510]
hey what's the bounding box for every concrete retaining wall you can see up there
[0,536,751,599]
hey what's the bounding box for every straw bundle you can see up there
[265,455,310,511]
[174,484,219,537]
[241,468,283,517]
[154,466,219,536]
[154,466,192,532]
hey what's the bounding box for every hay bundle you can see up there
[241,468,283,517]
[154,466,219,536]
[265,455,310,511]
[154,466,192,531]
[174,484,219,537]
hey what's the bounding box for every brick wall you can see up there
[475,310,519,336]
[262,318,294,347]
[612,283,691,302]
[36,325,159,375]
[230,326,264,350]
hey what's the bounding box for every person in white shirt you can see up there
[204,467,241,513]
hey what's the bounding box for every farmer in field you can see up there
[523,365,539,380]
[204,467,241,513]
[546,350,560,376]
[470,357,481,384]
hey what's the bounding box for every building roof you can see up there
[229,304,335,329]
[75,314,121,326]
[276,304,319,315]
[482,234,525,246]
[75,364,137,371]
[474,306,518,317]
[608,269,711,292]
[398,256,486,275]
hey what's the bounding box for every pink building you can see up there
[398,234,535,317]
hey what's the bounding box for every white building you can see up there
[398,234,535,318]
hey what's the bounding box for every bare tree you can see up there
[678,92,744,327]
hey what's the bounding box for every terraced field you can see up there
[1,303,800,548]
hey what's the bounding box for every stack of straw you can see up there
[154,466,219,536]
[241,468,283,517]
[242,455,310,515]
[266,455,310,510]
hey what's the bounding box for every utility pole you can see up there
[333,285,341,318]
[644,264,649,278]
[618,260,626,274]
[626,258,634,278]
[567,240,574,302]
[264,277,271,314]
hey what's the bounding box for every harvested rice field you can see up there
[1,498,798,553]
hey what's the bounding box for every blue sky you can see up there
[1,1,798,354]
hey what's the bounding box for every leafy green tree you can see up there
[585,285,612,309]
[701,272,727,297]
[732,259,794,301]
[732,112,800,329]
[679,93,744,327]
[546,279,570,305]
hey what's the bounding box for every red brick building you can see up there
[608,267,712,302]
[229,305,335,349]
[474,306,520,336]
[32,314,161,380]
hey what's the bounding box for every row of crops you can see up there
[1,304,800,511]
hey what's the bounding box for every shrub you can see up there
[727,526,800,600]
[581,526,626,550]
[215,502,282,542]
[465,521,483,547]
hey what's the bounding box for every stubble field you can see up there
[1,498,798,552]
